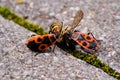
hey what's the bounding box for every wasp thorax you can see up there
[64,30,72,38]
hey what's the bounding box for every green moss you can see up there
[69,50,120,80]
[0,6,120,80]
[0,6,45,35]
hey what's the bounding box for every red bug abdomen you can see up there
[71,32,99,53]
[26,34,57,52]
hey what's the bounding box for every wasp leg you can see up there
[34,52,39,56]
[48,30,51,34]
[74,30,79,32]
[48,31,50,34]
[45,46,56,55]
[52,45,56,52]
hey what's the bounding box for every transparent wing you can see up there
[71,10,84,29]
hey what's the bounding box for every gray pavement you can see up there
[0,0,120,80]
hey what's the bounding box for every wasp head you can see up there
[49,21,63,34]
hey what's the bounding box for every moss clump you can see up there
[0,6,120,80]
[0,6,45,35]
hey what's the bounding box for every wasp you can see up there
[49,10,99,53]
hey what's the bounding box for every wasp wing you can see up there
[71,10,84,29]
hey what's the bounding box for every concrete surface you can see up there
[0,0,120,80]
